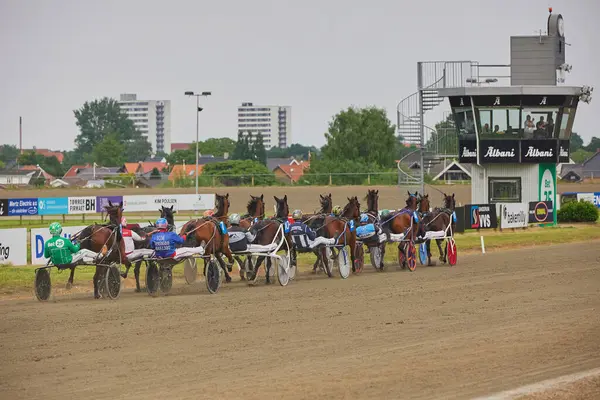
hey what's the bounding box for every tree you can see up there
[73,97,146,158]
[321,106,397,168]
[150,167,162,179]
[166,149,196,165]
[125,137,152,162]
[92,134,126,166]
[267,143,319,160]
[583,136,600,153]
[232,132,252,161]
[0,145,19,163]
[571,149,593,163]
[17,151,64,177]
[570,132,584,152]
[201,160,276,186]
[0,160,5,169]
[251,133,267,165]
[198,138,236,157]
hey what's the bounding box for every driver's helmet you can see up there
[156,218,168,229]
[292,209,303,220]
[332,205,342,215]
[49,222,62,237]
[229,213,241,225]
[359,213,369,223]
[380,209,391,218]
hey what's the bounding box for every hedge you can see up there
[557,200,599,223]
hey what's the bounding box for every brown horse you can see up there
[298,193,333,273]
[71,201,129,298]
[236,194,266,280]
[380,191,420,269]
[362,189,387,269]
[421,193,456,265]
[246,195,290,283]
[318,196,361,275]
[180,193,235,282]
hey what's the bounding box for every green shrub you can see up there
[557,200,599,223]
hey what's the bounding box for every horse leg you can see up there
[235,256,246,280]
[426,239,435,266]
[120,264,131,280]
[92,266,102,299]
[443,239,449,263]
[134,261,142,292]
[436,239,445,263]
[66,267,75,289]
[380,243,386,270]
[217,254,232,283]
[312,249,320,273]
[251,256,265,282]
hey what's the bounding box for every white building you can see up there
[118,93,171,154]
[237,102,291,149]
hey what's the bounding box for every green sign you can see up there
[538,163,557,224]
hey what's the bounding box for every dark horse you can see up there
[246,195,290,284]
[70,201,129,298]
[316,196,361,276]
[180,193,235,283]
[380,191,420,269]
[120,205,176,292]
[237,194,266,280]
[363,189,387,270]
[421,193,456,266]
[296,193,333,273]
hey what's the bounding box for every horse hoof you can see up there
[120,273,127,279]
[94,294,101,299]
[225,276,232,283]
[135,288,142,293]
[65,282,72,290]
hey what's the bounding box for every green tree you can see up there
[201,160,276,186]
[570,132,584,152]
[571,149,593,163]
[93,134,126,166]
[232,132,253,161]
[150,167,162,179]
[166,149,196,165]
[125,137,153,162]
[0,160,5,169]
[198,138,236,157]
[267,143,319,160]
[251,133,267,165]
[74,97,149,160]
[322,106,397,168]
[17,151,64,177]
[0,145,19,162]
[583,136,600,153]
[17,151,40,166]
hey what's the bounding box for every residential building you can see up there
[559,150,600,182]
[171,143,192,152]
[118,93,171,155]
[237,102,291,150]
[273,160,310,183]
[0,169,34,186]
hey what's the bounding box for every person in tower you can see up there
[121,217,155,262]
[149,218,205,259]
[44,222,100,265]
[289,210,338,249]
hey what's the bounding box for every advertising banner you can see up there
[0,199,7,217]
[500,203,528,228]
[96,196,123,212]
[528,201,554,224]
[479,140,520,164]
[0,228,28,265]
[8,198,38,216]
[458,139,477,164]
[38,197,69,215]
[465,204,498,229]
[520,140,557,163]
[538,163,557,224]
[123,194,215,212]
[68,197,97,214]
[30,225,87,265]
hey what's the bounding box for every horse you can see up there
[236,194,266,280]
[362,189,387,270]
[298,193,333,273]
[246,195,290,284]
[317,196,361,276]
[421,193,456,265]
[120,205,176,292]
[70,201,129,299]
[180,193,235,283]
[380,191,420,269]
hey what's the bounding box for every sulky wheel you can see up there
[337,247,350,279]
[353,244,364,273]
[370,245,383,271]
[447,238,458,266]
[183,258,197,284]
[34,268,52,302]
[205,258,221,294]
[419,243,428,266]
[159,266,173,294]
[104,263,122,300]
[145,261,160,297]
[277,256,290,287]
[286,251,297,281]
[407,242,417,272]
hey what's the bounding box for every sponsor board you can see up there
[479,140,520,163]
[0,199,7,217]
[500,203,528,228]
[31,225,87,265]
[520,140,557,163]
[68,197,97,214]
[0,228,28,265]
[528,201,554,223]
[123,194,215,212]
[466,204,497,229]
[8,198,38,216]
[575,193,600,208]
[38,197,69,215]
[458,139,477,164]
[96,196,124,212]
[539,163,557,224]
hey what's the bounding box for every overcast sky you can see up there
[1,0,598,151]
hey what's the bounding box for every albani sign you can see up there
[458,139,569,164]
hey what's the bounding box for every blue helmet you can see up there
[359,213,369,223]
[156,218,168,229]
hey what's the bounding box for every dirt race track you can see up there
[1,241,599,400]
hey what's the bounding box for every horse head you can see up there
[319,193,332,214]
[214,193,230,217]
[273,195,289,219]
[341,196,361,221]
[105,200,123,226]
[443,193,456,210]
[159,205,176,226]
[406,191,419,210]
[247,194,265,218]
[418,194,430,215]
[366,189,379,214]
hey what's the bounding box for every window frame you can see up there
[488,177,522,204]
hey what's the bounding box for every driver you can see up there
[44,222,100,265]
[289,210,338,249]
[149,218,205,259]
[121,217,155,261]
[332,205,342,216]
[227,213,258,252]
